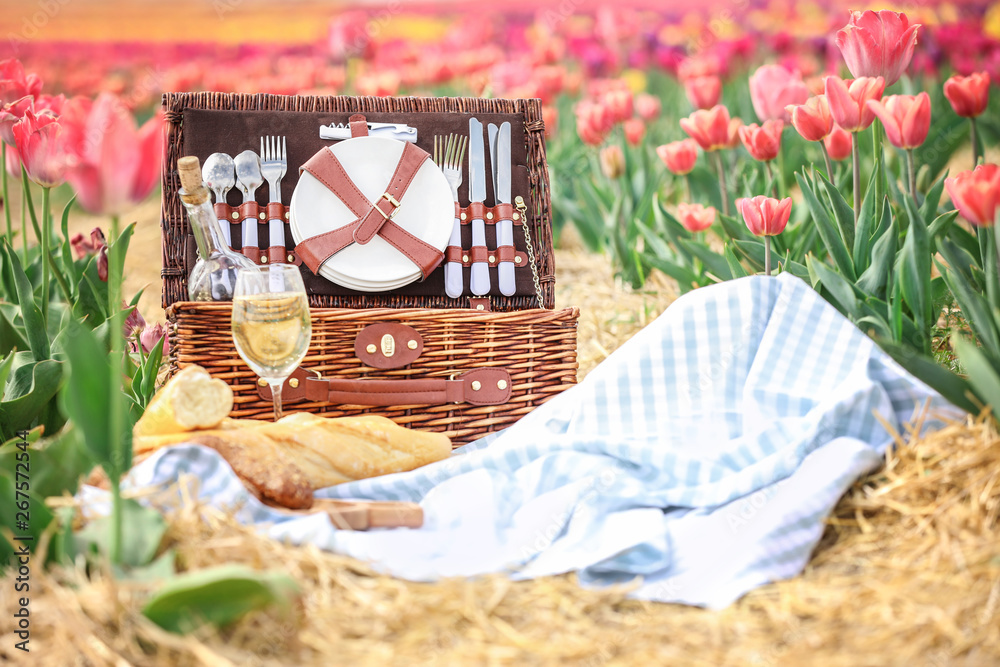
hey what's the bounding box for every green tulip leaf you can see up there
[877,340,977,415]
[852,166,881,272]
[724,244,749,279]
[952,335,1000,421]
[72,498,166,568]
[795,172,856,281]
[807,256,859,318]
[897,196,932,341]
[0,476,55,568]
[3,244,49,361]
[818,171,856,252]
[143,565,300,634]
[0,358,64,441]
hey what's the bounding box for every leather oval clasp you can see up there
[355,323,423,369]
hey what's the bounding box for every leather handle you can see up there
[258,368,512,406]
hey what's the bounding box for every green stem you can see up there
[775,146,786,199]
[2,144,10,245]
[970,117,980,169]
[764,235,772,276]
[107,214,124,565]
[820,142,833,182]
[852,132,861,227]
[20,185,26,260]
[714,151,730,217]
[906,148,917,205]
[764,161,777,199]
[41,186,50,324]
[684,174,692,203]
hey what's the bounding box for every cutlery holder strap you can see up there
[258,367,512,407]
[295,143,443,279]
[444,246,526,268]
[458,202,522,226]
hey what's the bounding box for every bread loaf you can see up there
[134,366,233,436]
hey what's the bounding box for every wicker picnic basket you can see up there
[161,93,578,446]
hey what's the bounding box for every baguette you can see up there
[134,366,233,436]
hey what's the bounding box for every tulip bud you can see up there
[738,119,784,162]
[824,76,885,133]
[866,92,931,150]
[824,124,853,161]
[738,195,792,236]
[943,72,990,118]
[656,139,699,175]
[599,145,625,179]
[623,118,645,146]
[944,164,1000,227]
[835,10,920,86]
[676,203,716,233]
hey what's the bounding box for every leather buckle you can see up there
[379,192,401,220]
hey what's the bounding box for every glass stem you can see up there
[820,142,833,182]
[852,132,861,227]
[272,380,284,421]
[765,235,772,277]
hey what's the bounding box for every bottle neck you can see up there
[180,194,227,259]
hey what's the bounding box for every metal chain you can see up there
[516,196,545,309]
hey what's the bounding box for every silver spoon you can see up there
[203,152,236,247]
[234,149,264,257]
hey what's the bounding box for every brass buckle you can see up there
[378,192,401,220]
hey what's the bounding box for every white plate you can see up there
[289,137,452,290]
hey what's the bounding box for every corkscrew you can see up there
[319,121,418,142]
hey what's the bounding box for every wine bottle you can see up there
[177,155,257,301]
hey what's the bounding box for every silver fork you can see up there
[260,135,287,252]
[434,134,466,298]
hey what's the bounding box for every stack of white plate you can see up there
[289,137,453,292]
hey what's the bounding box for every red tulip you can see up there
[623,118,645,146]
[684,75,722,111]
[677,203,715,233]
[60,94,164,216]
[680,105,739,152]
[0,95,34,146]
[786,95,833,142]
[836,10,920,86]
[824,124,853,161]
[824,76,885,133]
[12,108,74,188]
[943,72,990,118]
[749,65,809,122]
[738,195,792,236]
[575,100,612,146]
[603,89,633,124]
[599,144,625,179]
[656,139,699,175]
[739,119,784,162]
[0,59,42,106]
[70,227,107,259]
[945,164,1000,227]
[635,93,661,121]
[866,92,931,150]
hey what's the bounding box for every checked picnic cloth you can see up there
[103,273,959,609]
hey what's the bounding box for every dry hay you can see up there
[2,248,999,666]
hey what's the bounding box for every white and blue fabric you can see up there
[101,274,959,609]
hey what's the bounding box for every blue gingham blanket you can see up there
[102,273,957,609]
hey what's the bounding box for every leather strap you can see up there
[266,202,284,221]
[349,113,369,137]
[296,144,442,278]
[238,201,260,221]
[494,202,514,221]
[469,246,489,264]
[496,245,517,263]
[214,202,231,221]
[467,201,487,221]
[243,246,261,263]
[445,246,465,264]
[267,245,286,264]
[258,367,511,406]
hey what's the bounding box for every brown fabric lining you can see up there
[181,107,533,299]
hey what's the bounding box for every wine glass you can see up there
[231,264,312,420]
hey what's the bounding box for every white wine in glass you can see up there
[231,265,312,420]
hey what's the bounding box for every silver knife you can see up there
[468,118,489,296]
[491,122,515,296]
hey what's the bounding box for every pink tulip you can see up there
[677,203,715,233]
[824,124,853,161]
[739,120,784,162]
[12,108,74,188]
[749,65,809,122]
[140,322,170,356]
[684,75,722,111]
[680,105,739,152]
[943,72,990,118]
[575,100,613,146]
[602,89,633,124]
[635,93,661,121]
[623,118,645,146]
[60,94,164,216]
[0,59,42,106]
[786,95,833,142]
[836,10,920,87]
[656,139,699,175]
[738,195,792,236]
[542,104,558,140]
[0,95,34,146]
[824,76,885,133]
[866,93,931,150]
[945,164,1000,227]
[123,302,146,339]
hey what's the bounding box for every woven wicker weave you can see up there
[161,94,577,446]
